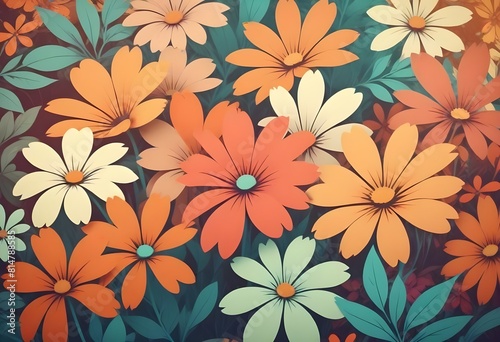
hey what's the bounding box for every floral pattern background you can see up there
[0,0,499,341]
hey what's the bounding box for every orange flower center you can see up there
[54,279,71,294]
[65,170,84,184]
[450,108,470,120]
[276,282,295,298]
[283,52,304,67]
[0,230,7,239]
[165,10,184,25]
[483,244,498,257]
[408,16,426,30]
[371,187,395,204]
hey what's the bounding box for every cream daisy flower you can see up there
[368,0,472,58]
[13,128,138,227]
[219,236,350,342]
[258,70,371,166]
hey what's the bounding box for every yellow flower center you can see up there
[408,16,426,30]
[371,187,395,204]
[483,244,498,257]
[165,10,184,25]
[450,108,470,120]
[0,230,7,239]
[283,52,304,67]
[54,280,71,294]
[276,282,296,299]
[65,170,84,184]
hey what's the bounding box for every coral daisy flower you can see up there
[368,0,472,58]
[179,110,318,259]
[123,0,229,52]
[45,46,168,138]
[220,237,350,342]
[258,70,371,166]
[1,228,120,342]
[442,195,500,304]
[152,47,222,97]
[226,0,359,104]
[82,195,197,310]
[13,128,138,227]
[459,175,500,203]
[0,14,37,56]
[475,0,500,43]
[306,124,464,267]
[389,43,500,160]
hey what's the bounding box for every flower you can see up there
[476,0,500,43]
[219,237,350,342]
[0,206,30,262]
[1,228,120,342]
[82,195,196,309]
[179,110,318,259]
[139,91,235,200]
[329,333,357,342]
[363,102,404,150]
[444,282,473,314]
[32,0,72,27]
[152,47,222,97]
[459,175,500,203]
[405,270,435,303]
[226,0,359,104]
[3,0,38,11]
[45,46,168,138]
[389,43,500,160]
[306,124,463,267]
[13,128,138,227]
[122,0,229,52]
[258,70,371,165]
[0,14,37,56]
[368,0,472,58]
[442,195,500,304]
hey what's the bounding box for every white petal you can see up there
[283,237,315,284]
[243,299,282,342]
[304,146,339,166]
[401,32,421,59]
[426,6,472,27]
[63,186,91,225]
[31,185,67,228]
[220,287,275,314]
[258,239,283,283]
[294,290,344,319]
[284,301,320,342]
[80,180,125,202]
[366,5,406,25]
[314,88,363,136]
[90,165,138,184]
[269,86,300,132]
[424,27,465,53]
[0,241,7,262]
[14,237,26,251]
[317,124,373,152]
[230,257,275,288]
[22,142,66,175]
[5,208,24,229]
[393,0,412,17]
[13,171,63,199]
[84,143,128,173]
[415,0,439,18]
[258,117,276,127]
[371,27,410,52]
[298,70,325,131]
[419,31,443,57]
[294,261,350,291]
[62,127,93,172]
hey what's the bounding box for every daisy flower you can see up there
[0,205,30,262]
[13,128,138,227]
[220,237,349,342]
[368,0,472,58]
[0,14,37,56]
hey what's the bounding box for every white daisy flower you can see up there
[0,205,30,262]
[13,127,138,227]
[368,0,472,59]
[258,70,371,166]
[219,236,350,342]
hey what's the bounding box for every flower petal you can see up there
[220,287,276,315]
[231,256,275,288]
[284,301,320,342]
[394,199,458,233]
[31,185,67,228]
[243,299,282,342]
[294,261,350,291]
[294,290,344,319]
[283,237,315,284]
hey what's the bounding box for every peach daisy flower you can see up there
[123,0,230,52]
[0,14,37,56]
[475,0,500,43]
[226,0,359,104]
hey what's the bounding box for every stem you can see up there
[68,299,87,342]
[146,285,175,342]
[127,131,147,190]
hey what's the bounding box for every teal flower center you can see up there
[236,174,257,191]
[136,244,154,258]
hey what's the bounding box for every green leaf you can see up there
[22,45,84,71]
[0,170,25,206]
[362,83,394,103]
[103,24,135,43]
[186,282,218,332]
[411,316,472,342]
[1,137,38,171]
[160,292,180,334]
[1,55,22,74]
[123,316,166,340]
[103,316,126,342]
[404,276,458,333]
[89,314,103,342]
[370,54,391,79]
[102,0,130,27]
[463,307,500,342]
[237,0,270,41]
[389,274,406,325]
[0,88,24,113]
[363,246,388,311]
[0,112,15,143]
[13,106,40,137]
[379,79,410,91]
[76,0,101,48]
[3,71,57,90]
[335,297,397,342]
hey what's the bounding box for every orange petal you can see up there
[399,176,464,200]
[121,261,147,310]
[455,211,487,246]
[141,194,171,246]
[46,119,112,138]
[340,210,379,259]
[31,228,67,281]
[377,210,410,267]
[299,0,337,54]
[204,101,238,139]
[69,284,120,317]
[129,98,168,128]
[477,262,498,304]
[82,221,136,252]
[275,0,301,54]
[111,46,142,114]
[394,199,457,234]
[305,29,359,55]
[148,255,195,293]
[42,297,67,342]
[312,205,373,240]
[17,35,33,48]
[477,195,499,242]
[68,234,110,284]
[262,182,310,210]
[179,155,231,186]
[106,197,142,245]
[170,91,204,152]
[441,256,482,278]
[222,109,255,173]
[388,109,444,129]
[10,262,53,292]
[461,260,487,291]
[444,239,482,257]
[457,43,489,108]
[181,188,235,223]
[99,253,137,286]
[242,22,287,59]
[45,98,112,123]
[224,48,281,67]
[232,67,286,98]
[246,191,292,237]
[256,69,295,104]
[305,49,358,68]
[463,122,488,160]
[194,129,234,172]
[20,295,56,342]
[252,116,290,162]
[272,161,318,186]
[5,37,17,56]
[154,224,197,251]
[393,90,444,112]
[383,124,418,188]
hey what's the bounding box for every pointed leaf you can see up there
[361,83,394,103]
[103,24,135,43]
[379,79,410,91]
[3,71,56,90]
[389,274,406,325]
[1,137,38,171]
[370,54,391,79]
[411,316,472,342]
[76,0,101,48]
[22,45,84,71]
[363,246,388,311]
[160,292,180,334]
[186,282,218,331]
[123,316,166,339]
[0,112,15,143]
[1,55,22,73]
[103,316,126,342]
[0,88,23,113]
[463,307,500,342]
[13,106,40,136]
[88,314,103,342]
[102,0,130,27]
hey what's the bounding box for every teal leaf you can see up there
[370,54,391,79]
[389,274,406,325]
[390,68,415,79]
[103,24,135,43]
[0,88,24,113]
[1,137,38,171]
[76,0,101,48]
[3,71,57,90]
[186,282,218,332]
[160,292,180,334]
[411,316,472,342]
[22,45,84,71]
[379,79,410,91]
[102,0,130,27]
[123,316,166,340]
[363,246,388,311]
[463,307,500,342]
[13,106,40,137]
[404,276,458,333]
[362,83,394,103]
[237,0,270,41]
[1,55,22,74]
[0,112,15,143]
[103,316,126,342]
[88,314,103,342]
[208,25,238,75]
[335,297,397,342]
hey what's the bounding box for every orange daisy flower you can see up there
[226,0,359,104]
[1,228,120,342]
[475,0,500,43]
[45,46,169,138]
[363,102,403,150]
[389,43,500,160]
[459,175,500,203]
[179,110,318,259]
[0,14,37,56]
[307,124,464,267]
[442,195,500,304]
[3,0,38,12]
[82,195,196,310]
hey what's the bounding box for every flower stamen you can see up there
[483,244,498,257]
[54,279,71,294]
[165,10,184,25]
[371,187,395,204]
[65,171,84,184]
[408,16,426,30]
[276,282,296,299]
